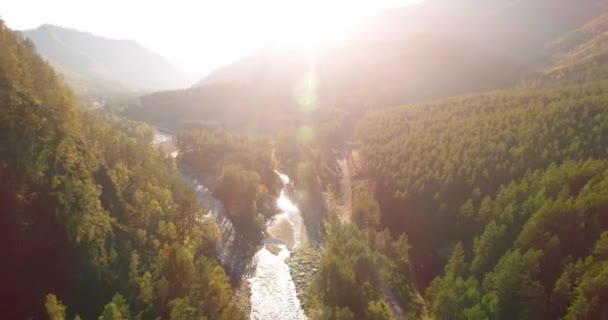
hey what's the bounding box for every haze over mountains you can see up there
[5,0,608,319]
[124,0,608,132]
[22,24,192,95]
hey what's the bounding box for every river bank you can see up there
[155,130,319,319]
[288,246,321,311]
[231,279,252,317]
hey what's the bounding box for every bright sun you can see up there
[265,0,421,48]
[270,4,353,48]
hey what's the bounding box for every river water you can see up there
[250,172,307,320]
[155,132,307,320]
[152,130,173,144]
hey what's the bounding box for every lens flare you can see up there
[294,70,319,113]
[297,125,315,144]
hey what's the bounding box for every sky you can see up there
[0,0,419,77]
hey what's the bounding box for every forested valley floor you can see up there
[3,8,608,320]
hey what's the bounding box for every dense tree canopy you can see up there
[177,128,279,194]
[5,3,608,319]
[176,129,282,243]
[308,209,423,320]
[356,77,608,317]
[424,160,608,319]
[0,20,241,319]
[356,80,608,275]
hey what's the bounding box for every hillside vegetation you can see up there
[535,13,608,85]
[355,76,608,318]
[5,1,608,319]
[123,0,608,133]
[176,129,281,243]
[0,20,241,319]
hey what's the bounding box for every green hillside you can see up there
[539,13,608,84]
[5,1,608,319]
[124,0,608,133]
[354,78,608,319]
[0,20,241,319]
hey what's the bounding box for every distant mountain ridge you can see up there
[126,0,608,133]
[540,12,608,83]
[22,24,189,94]
[196,0,608,100]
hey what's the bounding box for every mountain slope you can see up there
[202,0,608,103]
[539,12,608,84]
[355,79,608,318]
[0,20,240,319]
[22,24,188,94]
[127,0,608,132]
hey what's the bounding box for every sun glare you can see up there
[266,2,350,48]
[265,0,421,49]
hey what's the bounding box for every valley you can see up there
[3,0,608,319]
[155,131,310,320]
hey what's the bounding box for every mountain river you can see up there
[154,131,307,320]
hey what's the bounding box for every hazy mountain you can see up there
[197,0,608,103]
[126,0,608,132]
[538,12,608,83]
[22,24,189,94]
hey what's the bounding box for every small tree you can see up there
[45,294,66,320]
